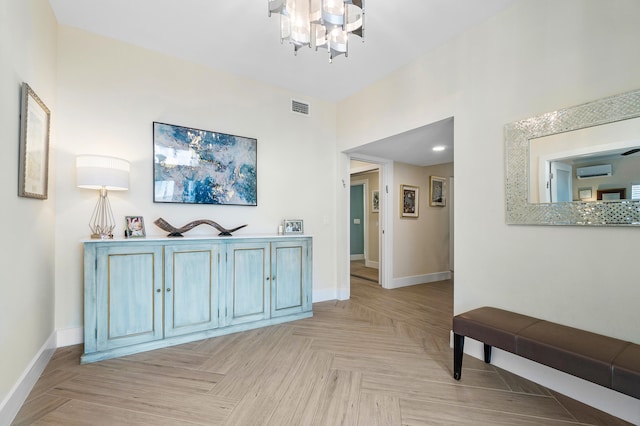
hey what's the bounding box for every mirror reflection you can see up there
[528,116,640,203]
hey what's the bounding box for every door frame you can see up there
[345,154,394,292]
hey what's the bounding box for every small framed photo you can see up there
[430,176,446,207]
[283,219,303,234]
[125,216,146,238]
[18,83,51,200]
[372,190,380,213]
[401,185,419,218]
[579,188,592,200]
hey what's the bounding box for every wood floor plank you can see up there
[332,352,511,391]
[11,394,71,426]
[311,369,362,426]
[31,399,200,426]
[207,325,293,399]
[400,397,583,426]
[362,372,577,422]
[119,346,211,370]
[222,334,313,425]
[265,350,334,426]
[47,374,236,424]
[199,327,285,375]
[357,392,402,426]
[79,358,223,394]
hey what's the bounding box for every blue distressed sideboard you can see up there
[82,235,312,363]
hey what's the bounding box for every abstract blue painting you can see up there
[153,122,257,205]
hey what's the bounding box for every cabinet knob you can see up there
[156,289,161,293]
[272,276,276,281]
[166,288,171,292]
[266,277,270,281]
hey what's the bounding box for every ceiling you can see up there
[48,0,518,166]
[348,117,454,167]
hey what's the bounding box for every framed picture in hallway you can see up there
[430,176,446,207]
[401,185,419,218]
[372,190,379,213]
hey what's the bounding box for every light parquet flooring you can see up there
[13,277,632,425]
[350,260,379,283]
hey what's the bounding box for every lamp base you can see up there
[91,232,114,239]
[88,187,116,240]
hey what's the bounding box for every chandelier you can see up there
[268,0,365,62]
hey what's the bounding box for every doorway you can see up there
[349,158,385,286]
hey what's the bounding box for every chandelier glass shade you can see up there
[268,0,365,62]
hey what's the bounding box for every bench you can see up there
[452,307,640,399]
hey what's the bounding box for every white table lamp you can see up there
[76,155,130,239]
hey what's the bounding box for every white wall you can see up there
[0,0,58,418]
[336,0,640,420]
[54,26,339,334]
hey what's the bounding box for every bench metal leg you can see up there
[484,343,492,364]
[453,333,464,380]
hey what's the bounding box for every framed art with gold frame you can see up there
[18,83,51,200]
[401,184,419,218]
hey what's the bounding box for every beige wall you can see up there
[394,162,452,278]
[0,0,58,413]
[53,26,339,332]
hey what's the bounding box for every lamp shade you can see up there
[76,155,130,190]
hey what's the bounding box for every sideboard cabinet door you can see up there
[95,245,163,351]
[225,242,270,326]
[270,239,312,318]
[164,243,221,337]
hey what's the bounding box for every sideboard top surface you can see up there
[82,233,312,244]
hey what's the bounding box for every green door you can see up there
[350,184,365,256]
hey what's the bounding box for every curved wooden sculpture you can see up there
[154,218,247,237]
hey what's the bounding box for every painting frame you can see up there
[153,122,257,206]
[283,219,304,235]
[18,83,51,200]
[578,188,592,200]
[430,176,446,207]
[372,190,380,213]
[400,185,419,218]
[124,216,146,238]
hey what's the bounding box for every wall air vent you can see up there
[291,99,310,116]
[576,164,612,179]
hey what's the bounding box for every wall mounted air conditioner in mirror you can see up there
[576,164,612,179]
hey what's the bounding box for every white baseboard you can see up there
[365,260,379,269]
[350,254,364,261]
[0,332,56,426]
[450,333,640,424]
[389,271,451,289]
[57,327,84,347]
[313,288,338,303]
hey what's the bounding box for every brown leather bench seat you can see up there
[452,307,640,399]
